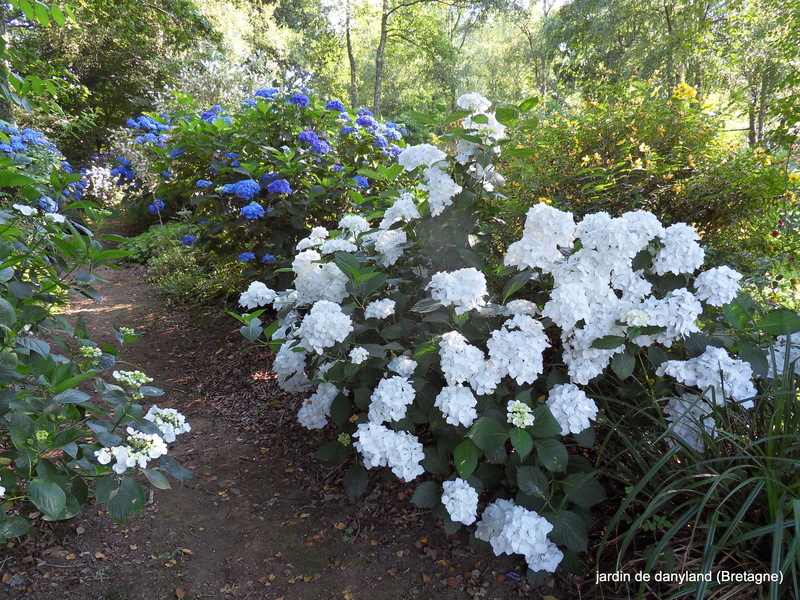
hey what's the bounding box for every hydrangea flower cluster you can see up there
[367,375,416,423]
[506,399,535,428]
[297,300,353,354]
[353,422,424,482]
[434,384,478,427]
[663,394,715,452]
[364,298,396,319]
[656,346,757,408]
[428,268,488,314]
[546,383,598,435]
[441,478,479,525]
[298,382,340,429]
[144,405,191,443]
[475,499,564,573]
[95,427,169,474]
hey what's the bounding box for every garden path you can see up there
[0,265,557,600]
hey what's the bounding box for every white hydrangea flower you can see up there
[368,375,416,423]
[387,356,417,377]
[421,164,462,216]
[434,384,478,427]
[623,309,650,327]
[338,214,371,234]
[319,238,358,255]
[768,336,800,377]
[349,347,370,365]
[442,478,479,525]
[506,399,535,428]
[45,212,66,223]
[656,346,757,408]
[353,422,424,482]
[297,382,339,430]
[95,428,168,474]
[504,203,576,273]
[428,268,488,315]
[397,143,447,171]
[296,226,330,251]
[144,405,191,443]
[475,499,563,573]
[456,92,492,112]
[292,250,349,305]
[12,204,35,216]
[239,281,277,310]
[652,223,705,275]
[364,298,396,319]
[664,394,716,452]
[380,192,421,229]
[113,370,153,388]
[273,341,310,392]
[636,288,703,347]
[503,299,539,317]
[546,383,598,435]
[373,229,407,266]
[487,315,549,385]
[439,331,502,395]
[693,266,742,307]
[298,301,354,354]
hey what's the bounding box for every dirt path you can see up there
[0,266,564,600]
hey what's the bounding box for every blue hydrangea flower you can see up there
[311,140,330,155]
[325,99,345,111]
[161,171,174,179]
[357,108,374,116]
[231,161,240,167]
[267,179,292,195]
[386,145,403,158]
[38,195,58,213]
[199,220,210,225]
[196,180,213,188]
[238,252,256,262]
[0,144,12,153]
[149,200,166,214]
[169,146,186,159]
[352,176,369,188]
[241,202,265,219]
[117,157,131,168]
[200,111,216,122]
[332,165,344,172]
[356,115,378,128]
[224,152,238,160]
[341,126,355,136]
[222,179,261,201]
[181,235,196,246]
[242,99,256,107]
[262,253,277,263]
[373,134,388,149]
[126,118,137,128]
[259,172,278,185]
[385,128,402,141]
[338,112,353,122]
[297,130,319,144]
[255,88,279,99]
[289,93,310,107]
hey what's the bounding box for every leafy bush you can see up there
[109,89,413,289]
[119,219,197,264]
[0,124,191,540]
[232,94,798,589]
[496,79,790,259]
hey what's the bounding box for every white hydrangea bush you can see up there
[234,94,778,582]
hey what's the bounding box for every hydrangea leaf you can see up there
[314,442,350,468]
[469,417,508,452]
[28,478,66,519]
[106,477,146,523]
[611,352,635,380]
[547,510,589,553]
[529,406,561,439]
[535,439,568,472]
[454,439,479,478]
[410,481,442,509]
[562,472,605,508]
[516,465,548,499]
[757,310,800,336]
[0,516,31,540]
[344,462,369,502]
[738,341,769,378]
[590,335,626,350]
[142,468,171,490]
[510,427,533,459]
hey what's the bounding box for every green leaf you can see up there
[611,352,635,379]
[502,271,531,302]
[18,0,35,22]
[591,335,626,350]
[33,1,50,26]
[8,281,36,300]
[410,298,443,313]
[454,438,479,478]
[516,465,548,499]
[411,481,442,509]
[723,298,753,329]
[509,427,533,459]
[562,472,605,508]
[739,340,769,378]
[314,442,350,468]
[141,469,171,490]
[469,113,489,124]
[158,455,193,481]
[631,249,652,271]
[0,297,16,327]
[334,252,361,281]
[0,267,14,282]
[344,462,368,502]
[757,310,800,336]
[535,438,568,472]
[495,106,519,126]
[421,446,450,475]
[528,406,561,439]
[106,477,146,522]
[28,478,67,519]
[548,510,589,553]
[469,417,508,451]
[518,97,540,112]
[0,516,31,539]
[329,392,351,426]
[50,3,65,26]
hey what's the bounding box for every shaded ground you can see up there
[0,265,586,600]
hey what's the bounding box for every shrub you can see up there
[108,89,413,289]
[232,94,798,588]
[0,124,191,540]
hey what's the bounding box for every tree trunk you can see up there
[373,0,389,116]
[346,0,357,108]
[0,4,14,124]
[748,87,758,147]
[757,72,768,143]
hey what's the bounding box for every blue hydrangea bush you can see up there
[0,125,192,540]
[232,95,800,585]
[108,89,412,287]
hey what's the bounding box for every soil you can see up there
[0,265,589,600]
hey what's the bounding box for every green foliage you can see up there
[119,221,196,264]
